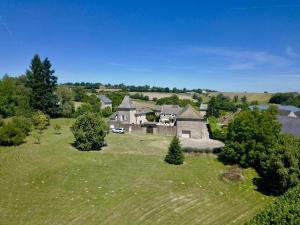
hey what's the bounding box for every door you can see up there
[182,130,191,138]
[146,127,154,134]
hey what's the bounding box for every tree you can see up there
[71,113,109,151]
[73,87,87,102]
[246,185,300,225]
[0,122,26,146]
[207,94,237,118]
[101,107,112,118]
[73,103,94,117]
[0,75,31,117]
[257,134,300,194]
[56,86,75,117]
[220,108,281,167]
[26,55,60,117]
[32,111,50,131]
[165,137,184,165]
[241,96,247,103]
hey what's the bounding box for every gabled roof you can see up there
[135,107,152,115]
[277,116,300,137]
[98,95,112,104]
[160,105,182,115]
[118,96,136,109]
[278,109,291,116]
[177,105,203,120]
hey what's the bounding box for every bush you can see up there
[71,112,109,151]
[165,137,184,165]
[12,116,33,135]
[182,147,221,154]
[208,116,227,141]
[73,103,94,117]
[257,134,300,194]
[0,122,26,146]
[32,111,50,130]
[101,107,112,118]
[246,185,300,225]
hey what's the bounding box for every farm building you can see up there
[110,96,209,139]
[176,105,207,139]
[98,95,112,109]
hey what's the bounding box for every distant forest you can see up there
[62,82,217,93]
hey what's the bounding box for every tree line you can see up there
[269,92,300,107]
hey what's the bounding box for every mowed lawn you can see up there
[0,119,272,225]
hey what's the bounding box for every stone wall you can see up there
[109,121,176,136]
[177,120,207,139]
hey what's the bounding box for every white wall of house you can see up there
[101,102,112,109]
[135,114,147,124]
[118,109,137,124]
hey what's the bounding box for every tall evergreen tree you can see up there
[165,136,184,165]
[26,55,60,117]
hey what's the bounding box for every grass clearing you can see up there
[0,119,272,225]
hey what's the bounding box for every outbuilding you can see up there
[176,105,207,139]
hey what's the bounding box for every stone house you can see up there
[199,103,208,117]
[155,105,182,124]
[110,96,209,139]
[98,95,112,109]
[116,96,137,124]
[176,105,207,139]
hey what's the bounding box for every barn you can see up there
[176,105,207,139]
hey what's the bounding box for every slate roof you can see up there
[118,96,136,109]
[295,111,300,118]
[277,116,300,137]
[177,105,203,120]
[160,105,182,115]
[135,107,152,115]
[278,109,291,116]
[98,95,112,104]
[249,104,300,112]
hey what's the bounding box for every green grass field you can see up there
[0,119,272,225]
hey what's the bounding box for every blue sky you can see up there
[1,0,300,92]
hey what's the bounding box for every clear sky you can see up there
[1,0,300,92]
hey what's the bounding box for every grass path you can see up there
[0,119,272,225]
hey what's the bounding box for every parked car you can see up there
[112,128,125,134]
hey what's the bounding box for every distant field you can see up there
[130,92,194,100]
[204,92,272,104]
[131,99,156,108]
[130,91,272,104]
[0,118,272,225]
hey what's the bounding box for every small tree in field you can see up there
[71,113,108,151]
[165,136,184,165]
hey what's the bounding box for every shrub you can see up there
[246,185,300,225]
[12,116,33,135]
[73,103,94,117]
[101,107,112,118]
[71,112,109,151]
[0,116,3,127]
[182,147,221,154]
[32,111,50,130]
[0,122,26,146]
[165,136,184,165]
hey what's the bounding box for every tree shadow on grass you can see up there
[69,142,107,152]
